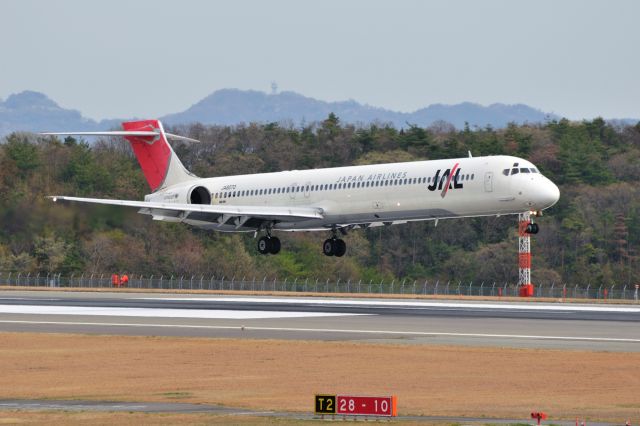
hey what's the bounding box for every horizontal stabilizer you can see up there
[40,131,200,143]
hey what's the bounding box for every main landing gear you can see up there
[323,228,346,257]
[257,228,281,255]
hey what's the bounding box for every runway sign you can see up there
[315,394,397,417]
[314,394,336,414]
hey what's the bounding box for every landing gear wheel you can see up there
[323,238,346,257]
[333,239,346,257]
[269,237,281,254]
[323,239,334,256]
[258,236,271,255]
[258,236,281,255]
[526,223,540,234]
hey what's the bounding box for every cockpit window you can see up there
[504,164,540,176]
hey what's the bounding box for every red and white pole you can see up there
[518,212,534,297]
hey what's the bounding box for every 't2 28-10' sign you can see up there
[315,394,397,417]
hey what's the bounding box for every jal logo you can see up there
[427,163,463,198]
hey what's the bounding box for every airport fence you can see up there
[1,271,639,301]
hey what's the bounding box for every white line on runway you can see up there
[141,296,640,313]
[1,319,639,343]
[0,305,366,320]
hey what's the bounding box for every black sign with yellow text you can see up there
[314,394,336,414]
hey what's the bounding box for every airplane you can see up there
[42,119,560,257]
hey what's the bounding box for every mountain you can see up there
[0,88,578,137]
[161,89,558,129]
[0,91,121,136]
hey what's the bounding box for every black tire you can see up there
[531,223,539,234]
[269,237,281,254]
[525,223,534,234]
[323,239,334,256]
[258,236,271,255]
[333,239,346,257]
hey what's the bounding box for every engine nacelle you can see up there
[189,186,211,205]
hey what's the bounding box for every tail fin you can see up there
[121,120,195,192]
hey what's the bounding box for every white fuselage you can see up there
[146,155,560,232]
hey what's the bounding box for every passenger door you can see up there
[484,172,493,192]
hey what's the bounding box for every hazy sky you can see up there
[1,0,638,120]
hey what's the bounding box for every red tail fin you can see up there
[121,120,192,192]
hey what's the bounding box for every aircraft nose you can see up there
[539,179,560,209]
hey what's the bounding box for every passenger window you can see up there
[471,174,475,179]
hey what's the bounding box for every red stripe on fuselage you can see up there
[440,162,459,198]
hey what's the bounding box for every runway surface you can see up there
[0,290,639,351]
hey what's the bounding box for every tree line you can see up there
[0,115,638,286]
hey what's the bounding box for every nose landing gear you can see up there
[525,222,539,234]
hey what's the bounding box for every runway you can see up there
[0,290,639,351]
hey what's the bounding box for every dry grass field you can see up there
[0,332,639,423]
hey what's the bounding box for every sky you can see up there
[1,0,638,121]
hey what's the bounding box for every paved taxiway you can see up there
[0,290,639,351]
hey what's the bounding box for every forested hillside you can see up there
[1,116,638,287]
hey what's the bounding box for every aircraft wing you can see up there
[49,196,324,226]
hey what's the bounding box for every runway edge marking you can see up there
[1,320,639,343]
